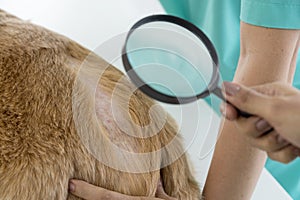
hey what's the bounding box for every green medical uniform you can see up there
[159,0,300,199]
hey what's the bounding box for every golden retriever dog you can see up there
[0,9,202,199]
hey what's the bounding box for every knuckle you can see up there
[268,149,296,164]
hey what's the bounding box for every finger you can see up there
[254,119,273,136]
[222,82,273,119]
[267,145,299,164]
[69,179,127,200]
[249,132,290,152]
[220,102,238,120]
[69,179,108,200]
[234,117,271,138]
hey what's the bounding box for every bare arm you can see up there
[203,22,300,199]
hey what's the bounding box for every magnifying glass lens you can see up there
[125,21,214,99]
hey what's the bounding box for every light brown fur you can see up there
[0,10,201,199]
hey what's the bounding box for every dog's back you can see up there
[0,10,201,199]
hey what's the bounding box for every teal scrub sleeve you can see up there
[241,0,300,29]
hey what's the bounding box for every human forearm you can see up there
[203,120,267,199]
[203,22,300,199]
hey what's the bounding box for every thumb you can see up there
[222,82,272,118]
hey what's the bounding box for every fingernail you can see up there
[255,119,270,131]
[223,82,241,96]
[69,180,75,193]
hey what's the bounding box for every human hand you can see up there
[68,179,176,200]
[220,82,300,163]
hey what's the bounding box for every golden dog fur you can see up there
[0,10,202,199]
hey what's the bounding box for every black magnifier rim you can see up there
[122,14,220,104]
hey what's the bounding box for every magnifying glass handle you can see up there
[213,87,252,118]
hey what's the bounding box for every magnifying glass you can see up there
[122,15,251,118]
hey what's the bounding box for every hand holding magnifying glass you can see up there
[220,82,300,163]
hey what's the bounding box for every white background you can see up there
[0,0,291,199]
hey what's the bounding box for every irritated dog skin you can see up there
[0,10,202,199]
